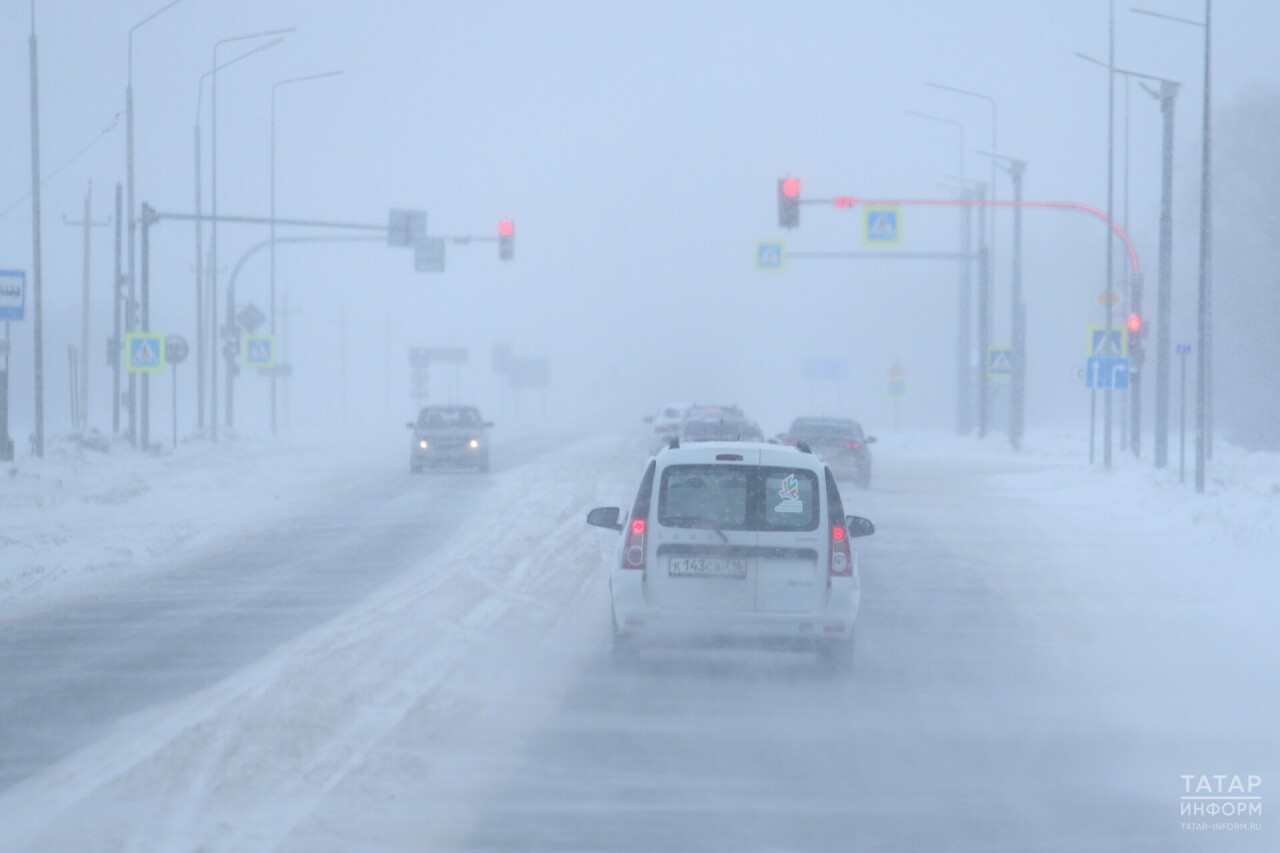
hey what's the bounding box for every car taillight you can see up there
[829,523,852,577]
[844,442,862,449]
[622,517,646,570]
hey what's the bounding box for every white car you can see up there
[587,440,875,671]
[644,402,694,454]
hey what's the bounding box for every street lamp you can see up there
[942,174,991,438]
[1077,51,1181,465]
[979,150,1028,450]
[269,70,343,435]
[193,37,283,434]
[1132,2,1211,492]
[126,0,188,447]
[209,27,295,439]
[926,82,999,259]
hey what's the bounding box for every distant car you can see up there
[586,440,876,672]
[645,402,694,454]
[779,417,876,488]
[679,417,765,443]
[406,405,493,473]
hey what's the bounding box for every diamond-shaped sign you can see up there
[236,303,267,334]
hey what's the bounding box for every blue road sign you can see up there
[755,240,784,271]
[886,378,906,399]
[987,347,1013,377]
[801,358,848,381]
[863,206,902,245]
[1086,356,1130,390]
[0,269,25,321]
[244,335,275,367]
[1176,343,1192,355]
[1087,325,1128,357]
[125,333,165,373]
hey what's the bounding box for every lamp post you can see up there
[194,38,283,434]
[270,70,343,436]
[905,109,970,435]
[210,28,295,439]
[979,151,1028,450]
[927,83,999,288]
[1132,1,1212,491]
[127,0,188,448]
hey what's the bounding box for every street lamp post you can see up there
[270,70,343,436]
[905,109,970,435]
[1132,2,1212,491]
[980,151,1028,450]
[210,28,295,439]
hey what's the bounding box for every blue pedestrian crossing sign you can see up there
[886,378,906,399]
[863,205,902,245]
[987,347,1013,377]
[125,333,166,373]
[755,240,785,271]
[1086,356,1130,390]
[1086,325,1128,357]
[243,335,276,367]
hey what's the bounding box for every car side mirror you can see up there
[845,515,875,538]
[587,506,623,531]
[484,421,495,428]
[405,421,415,429]
[864,436,877,444]
[643,416,654,424]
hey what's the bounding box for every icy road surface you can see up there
[0,432,1275,852]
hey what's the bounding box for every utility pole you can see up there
[111,184,124,435]
[1149,80,1179,468]
[980,154,1027,449]
[63,183,111,430]
[977,239,991,439]
[28,6,45,458]
[1103,0,1117,469]
[958,187,974,436]
[140,203,157,448]
[1196,0,1213,491]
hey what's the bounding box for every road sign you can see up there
[1086,356,1130,390]
[755,240,784,271]
[1176,343,1191,355]
[388,209,427,248]
[415,237,445,273]
[125,333,165,373]
[243,335,275,367]
[887,360,907,379]
[0,270,25,321]
[887,377,906,399]
[987,347,1013,377]
[1097,289,1121,308]
[863,205,902,245]
[164,334,189,365]
[1087,325,1129,357]
[236,303,267,334]
[801,358,848,381]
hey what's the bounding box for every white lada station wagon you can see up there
[587,440,875,671]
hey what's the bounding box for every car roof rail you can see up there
[667,437,680,450]
[795,440,813,454]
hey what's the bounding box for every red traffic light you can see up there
[1126,314,1143,334]
[781,177,801,198]
[498,219,514,237]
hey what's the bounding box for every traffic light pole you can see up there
[1151,80,1179,468]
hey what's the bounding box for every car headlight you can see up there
[419,440,428,449]
[469,439,480,449]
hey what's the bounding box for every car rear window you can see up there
[657,465,819,531]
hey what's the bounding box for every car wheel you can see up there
[818,632,855,675]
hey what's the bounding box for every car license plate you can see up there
[668,557,751,578]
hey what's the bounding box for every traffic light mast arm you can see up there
[818,196,1141,276]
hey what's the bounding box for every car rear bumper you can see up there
[610,570,859,642]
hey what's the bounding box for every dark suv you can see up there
[778,417,875,487]
[406,406,493,473]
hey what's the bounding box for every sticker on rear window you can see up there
[775,473,804,513]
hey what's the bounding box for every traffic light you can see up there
[778,177,800,228]
[498,219,514,261]
[1126,313,1143,335]
[1127,314,1145,368]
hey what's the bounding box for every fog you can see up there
[1,2,1278,851]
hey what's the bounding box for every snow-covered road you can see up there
[0,431,1275,851]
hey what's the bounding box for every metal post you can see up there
[112,184,122,434]
[140,203,153,448]
[1179,346,1188,483]
[1195,0,1212,491]
[194,123,204,430]
[172,361,178,449]
[1153,81,1178,468]
[977,242,991,438]
[1103,0,1116,469]
[79,185,91,429]
[29,20,45,458]
[1007,160,1026,450]
[1130,273,1144,456]
[210,59,219,440]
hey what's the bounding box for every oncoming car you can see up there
[587,441,875,671]
[406,405,493,472]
